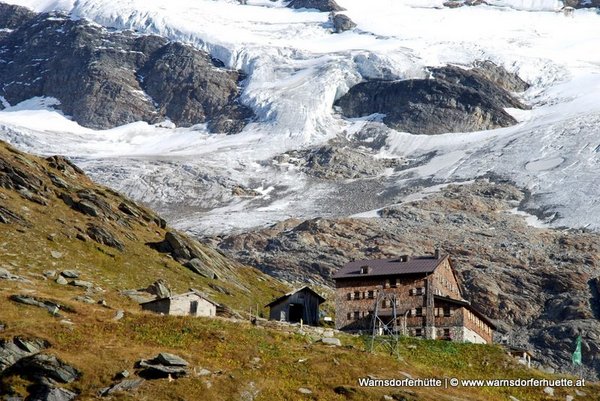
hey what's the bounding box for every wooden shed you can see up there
[141,290,219,317]
[265,286,325,326]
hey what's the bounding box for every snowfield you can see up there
[1,0,600,234]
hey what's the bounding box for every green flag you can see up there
[572,335,582,366]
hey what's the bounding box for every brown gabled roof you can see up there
[265,286,326,308]
[333,255,448,280]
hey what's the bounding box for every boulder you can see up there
[99,378,144,396]
[321,337,342,346]
[331,13,356,33]
[165,231,192,261]
[136,353,190,378]
[145,279,171,299]
[86,224,124,251]
[50,251,63,259]
[0,267,27,282]
[70,280,93,289]
[60,270,79,279]
[154,353,189,367]
[287,0,344,12]
[11,354,80,383]
[9,295,74,316]
[55,276,68,285]
[74,200,100,217]
[28,385,78,401]
[184,258,217,279]
[0,337,49,373]
[335,63,529,135]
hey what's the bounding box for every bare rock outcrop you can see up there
[0,9,253,133]
[335,62,529,135]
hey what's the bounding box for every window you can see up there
[347,312,352,320]
[415,307,423,317]
[443,307,451,317]
[385,279,390,288]
[443,328,450,338]
[354,291,361,300]
[347,293,352,301]
[415,287,424,295]
[353,311,360,320]
[367,290,374,299]
[415,328,423,337]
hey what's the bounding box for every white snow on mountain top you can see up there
[1,0,600,234]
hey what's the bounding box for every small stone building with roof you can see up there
[141,289,219,317]
[266,286,326,326]
[333,251,495,344]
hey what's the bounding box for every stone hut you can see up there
[266,286,325,326]
[333,251,495,344]
[141,290,219,317]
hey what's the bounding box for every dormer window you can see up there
[360,265,371,274]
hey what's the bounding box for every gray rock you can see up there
[60,270,79,279]
[75,200,100,217]
[335,63,529,135]
[113,370,130,380]
[113,310,125,321]
[287,0,344,12]
[136,359,188,378]
[321,337,342,346]
[29,385,78,401]
[74,296,95,304]
[543,387,554,396]
[0,10,252,133]
[99,378,144,396]
[331,13,356,33]
[0,267,27,281]
[9,295,74,317]
[43,270,56,278]
[154,353,189,367]
[184,258,217,279]
[0,337,49,373]
[196,368,212,377]
[14,353,80,383]
[145,279,171,299]
[55,276,68,285]
[50,251,63,259]
[70,280,93,289]
[298,387,313,394]
[86,224,124,251]
[165,231,192,261]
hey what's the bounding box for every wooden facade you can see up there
[266,286,325,326]
[141,290,219,318]
[333,253,495,344]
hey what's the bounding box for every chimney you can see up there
[399,255,409,262]
[434,249,441,259]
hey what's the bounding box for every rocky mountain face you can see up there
[335,62,529,135]
[0,5,252,133]
[211,180,600,378]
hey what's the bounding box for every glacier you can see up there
[1,0,600,235]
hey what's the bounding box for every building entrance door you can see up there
[289,303,303,323]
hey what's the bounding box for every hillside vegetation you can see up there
[1,140,599,401]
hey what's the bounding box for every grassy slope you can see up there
[1,140,599,401]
